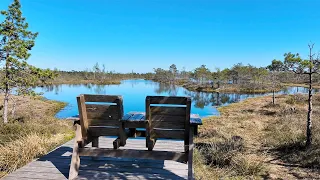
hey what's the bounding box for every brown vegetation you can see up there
[195,94,320,179]
[0,96,73,178]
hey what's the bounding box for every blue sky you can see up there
[1,0,320,73]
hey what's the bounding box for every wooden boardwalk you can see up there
[2,137,188,180]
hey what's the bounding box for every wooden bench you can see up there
[145,96,195,179]
[68,95,201,180]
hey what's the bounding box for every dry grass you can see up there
[0,95,73,177]
[195,93,320,179]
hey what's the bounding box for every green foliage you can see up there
[0,0,56,96]
[194,65,211,83]
[283,51,320,74]
[267,59,284,71]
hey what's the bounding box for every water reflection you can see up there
[155,83,178,96]
[41,84,62,95]
[36,80,319,118]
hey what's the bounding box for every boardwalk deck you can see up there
[2,137,188,180]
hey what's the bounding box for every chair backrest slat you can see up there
[149,96,187,105]
[83,94,120,103]
[86,104,120,120]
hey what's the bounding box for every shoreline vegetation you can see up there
[148,63,320,94]
[0,95,74,178]
[37,62,320,94]
[155,79,320,94]
[154,79,285,93]
[194,93,320,179]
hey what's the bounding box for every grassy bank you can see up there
[0,96,74,178]
[183,83,282,94]
[153,79,282,93]
[283,83,320,89]
[195,94,320,179]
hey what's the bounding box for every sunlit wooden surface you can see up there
[2,137,188,180]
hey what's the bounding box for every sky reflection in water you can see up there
[34,79,318,118]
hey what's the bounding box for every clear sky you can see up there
[1,0,320,73]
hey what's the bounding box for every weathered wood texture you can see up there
[76,94,125,148]
[146,96,191,143]
[2,137,188,180]
[67,112,202,126]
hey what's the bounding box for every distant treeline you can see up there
[148,63,320,92]
[46,63,152,85]
[39,61,320,93]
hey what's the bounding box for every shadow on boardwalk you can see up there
[3,138,188,180]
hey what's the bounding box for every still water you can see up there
[34,79,318,118]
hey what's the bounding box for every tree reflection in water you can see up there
[154,83,178,96]
[184,91,238,108]
[38,82,319,114]
[41,84,62,95]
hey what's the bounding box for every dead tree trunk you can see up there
[306,71,312,147]
[272,90,275,105]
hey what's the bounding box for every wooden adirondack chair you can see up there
[68,94,126,180]
[145,96,195,179]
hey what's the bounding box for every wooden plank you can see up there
[147,96,188,105]
[3,173,67,180]
[150,120,185,129]
[76,171,187,180]
[184,98,191,153]
[88,126,118,136]
[128,112,145,121]
[69,113,202,126]
[24,158,187,170]
[11,165,188,177]
[78,148,187,163]
[150,115,186,123]
[115,97,126,147]
[86,104,120,120]
[146,97,153,150]
[77,95,88,140]
[87,119,120,126]
[122,113,133,120]
[124,121,146,128]
[83,94,121,103]
[150,106,186,116]
[190,114,202,125]
[68,123,81,180]
[152,129,185,139]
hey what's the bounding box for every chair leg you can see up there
[119,123,127,146]
[69,124,82,180]
[92,137,99,160]
[147,136,156,151]
[113,138,121,149]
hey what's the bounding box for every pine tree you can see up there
[0,0,55,123]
